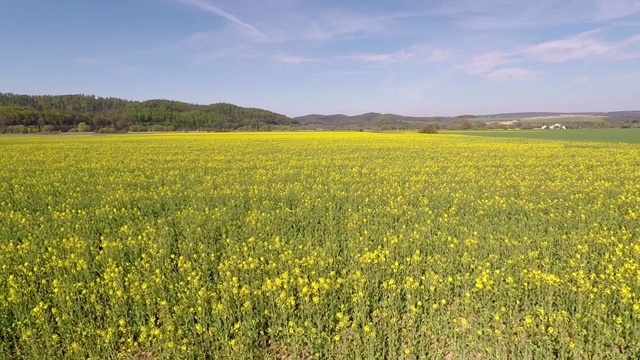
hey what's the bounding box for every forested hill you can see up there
[295,113,448,129]
[0,93,297,132]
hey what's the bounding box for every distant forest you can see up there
[1,93,638,134]
[0,93,298,133]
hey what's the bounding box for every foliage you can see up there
[453,118,474,130]
[76,122,91,132]
[97,127,117,134]
[40,125,55,133]
[296,113,449,130]
[418,123,439,134]
[0,93,297,132]
[1,133,639,358]
[4,125,29,133]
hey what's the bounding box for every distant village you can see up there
[541,124,566,130]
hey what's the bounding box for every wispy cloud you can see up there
[178,3,418,46]
[455,52,539,82]
[311,70,370,79]
[521,29,640,63]
[437,1,579,29]
[276,45,451,65]
[456,51,514,75]
[315,70,368,76]
[340,51,414,64]
[339,45,451,64]
[265,8,428,43]
[303,13,384,41]
[457,28,640,81]
[520,30,611,63]
[175,0,269,41]
[275,54,320,64]
[441,0,640,30]
[619,33,640,46]
[484,67,540,81]
[425,48,453,62]
[595,0,640,20]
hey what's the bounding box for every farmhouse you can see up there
[542,123,566,129]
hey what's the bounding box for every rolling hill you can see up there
[296,111,640,129]
[295,113,448,129]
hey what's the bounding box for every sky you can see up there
[1,0,640,117]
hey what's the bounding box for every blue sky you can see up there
[1,0,640,116]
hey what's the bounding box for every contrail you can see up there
[176,0,268,41]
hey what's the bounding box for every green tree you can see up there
[0,93,297,132]
[418,123,439,134]
[77,122,91,132]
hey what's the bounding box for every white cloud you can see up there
[404,45,452,62]
[257,6,434,44]
[455,27,640,82]
[595,0,640,20]
[275,54,320,64]
[439,0,640,30]
[455,51,514,75]
[484,67,540,81]
[520,30,611,63]
[276,10,414,43]
[619,33,640,45]
[277,45,451,65]
[175,0,269,42]
[520,30,640,63]
[305,13,384,41]
[339,45,451,64]
[425,48,452,62]
[312,70,369,77]
[340,51,414,64]
[455,51,539,82]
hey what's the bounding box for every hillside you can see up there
[295,113,448,129]
[482,111,640,118]
[2,93,638,133]
[0,93,297,132]
[297,111,640,129]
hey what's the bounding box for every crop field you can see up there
[520,117,605,124]
[472,117,605,124]
[453,128,640,144]
[1,132,639,359]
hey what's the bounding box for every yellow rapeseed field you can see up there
[0,132,639,359]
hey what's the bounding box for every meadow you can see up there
[452,128,640,144]
[1,132,639,359]
[472,117,605,124]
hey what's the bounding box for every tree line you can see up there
[0,93,298,133]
